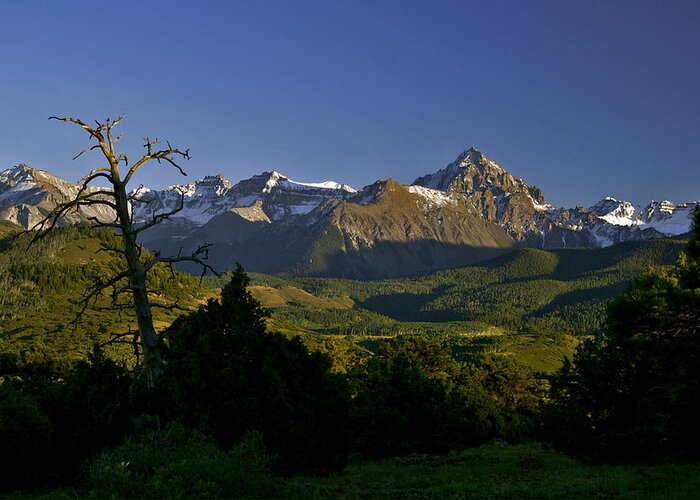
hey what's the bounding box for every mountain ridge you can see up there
[1,148,696,278]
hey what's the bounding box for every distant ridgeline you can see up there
[0,147,696,278]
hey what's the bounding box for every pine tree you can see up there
[545,207,700,461]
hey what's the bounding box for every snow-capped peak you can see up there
[588,197,638,226]
[262,170,356,194]
[0,164,41,188]
[262,171,284,193]
[642,200,698,235]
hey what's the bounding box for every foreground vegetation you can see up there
[287,445,700,499]
[40,443,700,498]
[1,215,699,497]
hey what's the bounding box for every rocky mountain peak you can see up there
[412,147,514,193]
[588,197,637,226]
[202,173,232,187]
[0,164,35,194]
[0,164,116,229]
[454,146,486,165]
[1,163,33,179]
[349,179,407,205]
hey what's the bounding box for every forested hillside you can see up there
[0,224,209,363]
[210,236,687,337]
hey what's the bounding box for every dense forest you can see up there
[231,237,686,337]
[0,213,699,497]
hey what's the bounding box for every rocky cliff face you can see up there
[412,147,546,241]
[130,170,356,226]
[0,165,115,229]
[412,147,696,249]
[1,148,696,278]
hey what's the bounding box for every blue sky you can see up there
[0,0,698,207]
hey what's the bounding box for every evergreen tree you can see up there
[545,206,700,461]
[161,264,349,474]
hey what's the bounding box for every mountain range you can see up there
[1,147,696,278]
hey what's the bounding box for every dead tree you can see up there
[31,116,214,387]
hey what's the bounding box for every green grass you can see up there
[285,443,700,498]
[33,443,700,498]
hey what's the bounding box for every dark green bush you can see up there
[85,422,282,498]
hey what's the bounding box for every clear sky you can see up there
[0,0,698,207]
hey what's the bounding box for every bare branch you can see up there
[87,217,122,229]
[72,143,102,160]
[49,116,102,141]
[76,168,112,186]
[142,243,220,285]
[132,190,185,234]
[40,115,198,385]
[122,137,190,186]
[68,269,131,331]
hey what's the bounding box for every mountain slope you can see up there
[411,147,695,248]
[0,165,114,229]
[293,179,514,277]
[1,147,696,278]
[220,236,688,338]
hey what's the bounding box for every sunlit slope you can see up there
[222,236,687,336]
[0,225,210,361]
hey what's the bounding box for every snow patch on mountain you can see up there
[265,170,356,193]
[130,170,355,226]
[643,201,696,235]
[588,197,638,226]
[533,200,557,212]
[407,185,457,207]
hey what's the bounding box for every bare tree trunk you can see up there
[33,116,214,387]
[114,181,162,385]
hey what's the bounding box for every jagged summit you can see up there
[0,164,35,192]
[131,169,356,225]
[454,146,487,165]
[0,164,58,188]
[0,164,115,229]
[588,198,637,226]
[410,148,547,238]
[411,147,512,193]
[0,149,697,279]
[1,163,33,176]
